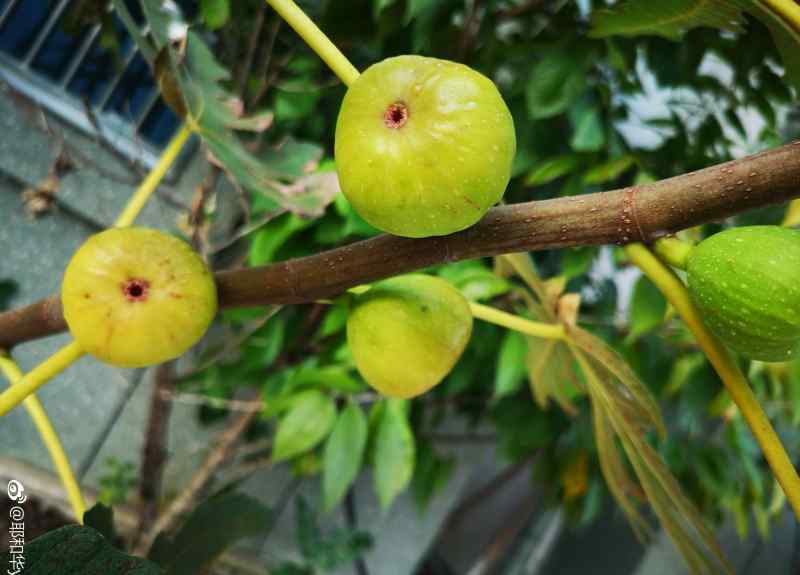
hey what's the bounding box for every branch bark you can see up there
[2,141,800,349]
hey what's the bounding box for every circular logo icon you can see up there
[7,480,26,503]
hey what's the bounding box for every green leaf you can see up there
[291,366,366,393]
[323,402,368,511]
[524,155,582,186]
[373,399,416,509]
[411,440,456,510]
[248,213,314,266]
[273,391,337,461]
[437,261,512,301]
[295,496,372,569]
[495,330,528,398]
[261,139,324,180]
[83,503,117,547]
[131,1,336,216]
[0,279,17,311]
[373,0,398,17]
[200,0,229,29]
[569,103,605,152]
[562,247,597,280]
[625,275,668,343]
[405,0,437,23]
[664,353,706,395]
[149,492,271,575]
[750,2,800,93]
[582,155,636,185]
[525,51,587,119]
[589,0,748,40]
[0,525,161,574]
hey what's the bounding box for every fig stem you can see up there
[0,353,86,522]
[625,243,800,523]
[468,302,566,340]
[264,0,360,87]
[783,199,800,227]
[114,123,193,228]
[760,0,800,35]
[0,341,85,417]
[652,237,693,271]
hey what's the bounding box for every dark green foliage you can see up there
[148,492,272,575]
[0,525,161,574]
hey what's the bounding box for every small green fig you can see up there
[346,274,473,398]
[687,225,800,361]
[335,55,516,238]
[61,227,218,368]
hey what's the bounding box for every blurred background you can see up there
[1,0,800,573]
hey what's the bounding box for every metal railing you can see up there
[0,0,187,171]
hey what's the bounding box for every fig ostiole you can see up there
[335,55,516,238]
[687,225,800,362]
[346,274,473,398]
[61,227,218,368]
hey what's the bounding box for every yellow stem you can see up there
[469,302,566,340]
[625,243,800,521]
[783,199,800,227]
[652,237,693,271]
[264,0,360,86]
[761,0,800,33]
[113,124,192,228]
[0,341,85,417]
[0,354,85,522]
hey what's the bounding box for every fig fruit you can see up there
[335,55,516,238]
[687,225,800,361]
[61,227,218,368]
[346,274,473,398]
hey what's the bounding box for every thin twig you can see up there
[345,489,371,575]
[134,362,177,548]
[248,18,284,110]
[236,3,267,98]
[135,395,263,555]
[457,0,482,62]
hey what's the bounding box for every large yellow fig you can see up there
[335,55,516,238]
[346,274,473,398]
[61,227,217,368]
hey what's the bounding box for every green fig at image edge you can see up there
[335,55,516,239]
[687,225,800,362]
[346,274,473,398]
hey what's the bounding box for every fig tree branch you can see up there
[1,140,800,350]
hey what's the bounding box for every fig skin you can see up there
[61,227,218,368]
[346,274,473,398]
[335,55,516,238]
[687,226,800,362]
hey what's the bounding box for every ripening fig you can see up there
[346,274,473,398]
[687,226,800,361]
[335,55,516,238]
[61,227,218,368]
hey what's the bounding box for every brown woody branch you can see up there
[2,141,800,350]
